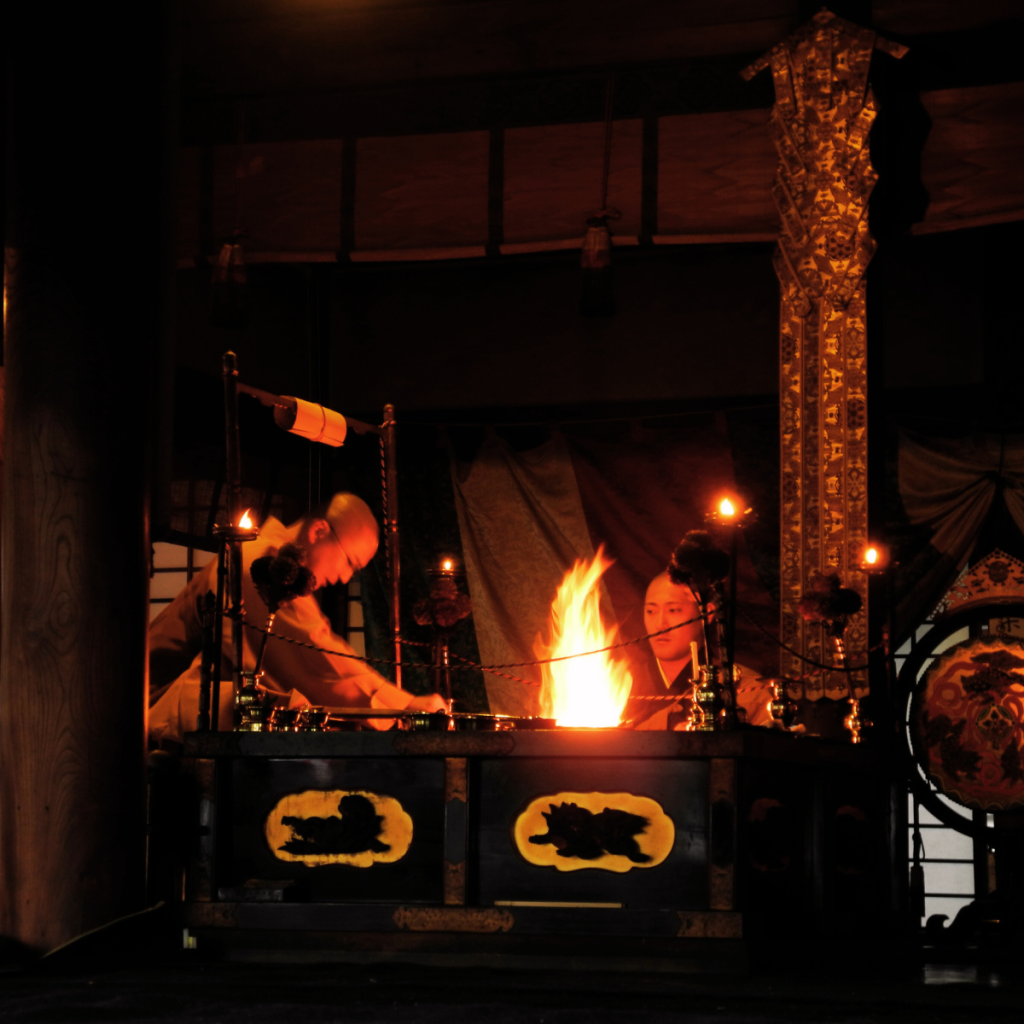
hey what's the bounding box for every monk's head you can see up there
[643,572,704,665]
[299,493,379,588]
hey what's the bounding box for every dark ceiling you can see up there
[178,1,1024,145]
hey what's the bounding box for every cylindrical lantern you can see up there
[274,397,348,447]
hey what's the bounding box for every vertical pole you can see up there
[197,592,215,732]
[223,353,244,716]
[383,404,401,688]
[725,524,739,725]
[211,535,227,731]
[972,809,990,900]
[434,637,453,710]
[910,796,925,921]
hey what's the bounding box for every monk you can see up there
[149,492,445,744]
[626,572,773,730]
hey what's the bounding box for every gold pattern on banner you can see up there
[743,11,906,701]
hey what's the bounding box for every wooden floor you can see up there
[1,955,1022,1024]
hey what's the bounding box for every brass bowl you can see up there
[406,711,453,732]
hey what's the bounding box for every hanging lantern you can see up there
[579,75,618,319]
[210,100,249,329]
[209,236,248,329]
[580,216,614,317]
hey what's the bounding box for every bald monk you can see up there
[626,572,773,730]
[149,493,446,744]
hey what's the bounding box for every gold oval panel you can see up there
[265,789,413,868]
[514,791,675,873]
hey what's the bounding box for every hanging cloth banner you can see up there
[897,429,1024,632]
[899,430,1024,561]
[450,431,601,717]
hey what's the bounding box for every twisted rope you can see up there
[736,602,884,673]
[236,613,703,688]
[238,603,883,690]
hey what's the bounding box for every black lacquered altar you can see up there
[180,729,905,969]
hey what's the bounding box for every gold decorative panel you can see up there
[513,791,675,873]
[265,790,413,867]
[743,10,906,699]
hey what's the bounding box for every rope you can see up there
[443,615,704,670]
[629,693,694,701]
[736,602,884,673]
[236,613,703,686]
[240,602,884,689]
[600,75,615,213]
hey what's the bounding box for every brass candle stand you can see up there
[413,556,473,714]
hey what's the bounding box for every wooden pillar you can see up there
[1,4,175,951]
[743,10,906,701]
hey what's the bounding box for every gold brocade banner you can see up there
[743,11,906,699]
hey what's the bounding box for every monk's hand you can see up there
[406,693,448,713]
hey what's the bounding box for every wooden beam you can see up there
[175,80,1024,262]
[181,0,799,92]
[1,4,171,951]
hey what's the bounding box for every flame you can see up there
[864,546,878,566]
[718,497,736,518]
[238,509,253,530]
[537,547,633,728]
[442,558,454,572]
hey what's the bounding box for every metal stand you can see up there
[383,404,402,689]
[722,523,740,728]
[194,352,402,730]
[693,666,718,732]
[434,636,453,710]
[197,592,216,732]
[223,353,246,723]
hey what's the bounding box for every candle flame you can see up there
[537,546,632,728]
[864,547,878,565]
[442,558,454,572]
[719,497,736,518]
[239,509,253,530]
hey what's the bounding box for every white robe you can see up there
[148,517,412,743]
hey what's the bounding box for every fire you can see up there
[537,547,633,727]
[238,509,253,530]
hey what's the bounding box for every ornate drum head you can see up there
[910,636,1024,812]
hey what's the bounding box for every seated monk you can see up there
[626,572,774,730]
[149,492,446,744]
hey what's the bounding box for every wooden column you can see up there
[743,10,905,701]
[1,5,175,951]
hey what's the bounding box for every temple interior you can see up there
[3,2,1024,1021]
